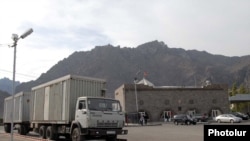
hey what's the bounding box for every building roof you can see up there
[137,78,154,87]
[229,94,250,102]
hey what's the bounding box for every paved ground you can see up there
[119,122,203,141]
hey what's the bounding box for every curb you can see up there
[125,123,162,127]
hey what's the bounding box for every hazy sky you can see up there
[0,0,250,82]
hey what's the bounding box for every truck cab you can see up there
[71,97,128,141]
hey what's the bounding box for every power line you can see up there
[0,69,37,78]
[0,43,12,47]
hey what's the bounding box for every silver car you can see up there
[214,114,242,123]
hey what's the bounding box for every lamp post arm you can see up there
[20,28,33,39]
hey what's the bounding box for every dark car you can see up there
[173,114,197,125]
[193,114,209,122]
[231,112,249,120]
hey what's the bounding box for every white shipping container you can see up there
[3,92,31,123]
[30,74,106,123]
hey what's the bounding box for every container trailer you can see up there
[3,91,31,135]
[3,74,127,141]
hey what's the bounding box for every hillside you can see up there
[13,40,250,97]
[0,77,20,94]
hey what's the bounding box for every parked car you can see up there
[214,114,242,123]
[173,114,197,125]
[193,114,209,122]
[231,112,249,120]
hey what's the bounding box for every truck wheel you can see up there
[18,125,27,135]
[46,126,57,140]
[39,126,47,139]
[4,124,11,133]
[72,128,85,141]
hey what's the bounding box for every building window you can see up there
[189,99,194,104]
[139,100,144,105]
[178,106,182,111]
[165,99,170,105]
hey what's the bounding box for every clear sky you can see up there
[0,0,250,82]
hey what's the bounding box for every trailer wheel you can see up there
[4,124,11,133]
[46,126,57,140]
[72,128,85,141]
[39,126,47,139]
[18,125,27,135]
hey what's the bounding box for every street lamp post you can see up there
[10,28,33,141]
[134,77,139,113]
[134,77,139,124]
[134,70,140,123]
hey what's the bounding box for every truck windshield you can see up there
[87,98,121,112]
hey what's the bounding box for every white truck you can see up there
[3,74,128,141]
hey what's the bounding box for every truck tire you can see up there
[4,124,11,133]
[65,134,71,140]
[18,125,27,135]
[72,128,85,141]
[39,126,47,139]
[46,126,57,140]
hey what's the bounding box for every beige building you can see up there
[115,78,230,122]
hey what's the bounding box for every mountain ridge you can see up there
[12,40,250,96]
[1,40,250,118]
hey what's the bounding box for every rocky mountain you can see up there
[1,40,250,118]
[0,77,20,94]
[12,40,250,97]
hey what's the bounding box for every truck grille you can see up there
[97,121,118,127]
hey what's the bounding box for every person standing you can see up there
[144,113,149,125]
[139,113,144,125]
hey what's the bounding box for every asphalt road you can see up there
[120,120,250,141]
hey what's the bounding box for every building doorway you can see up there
[139,111,149,125]
[211,109,221,119]
[162,111,172,122]
[187,110,196,117]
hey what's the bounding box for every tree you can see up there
[230,82,238,96]
[238,84,246,94]
[229,83,249,112]
[238,84,249,112]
